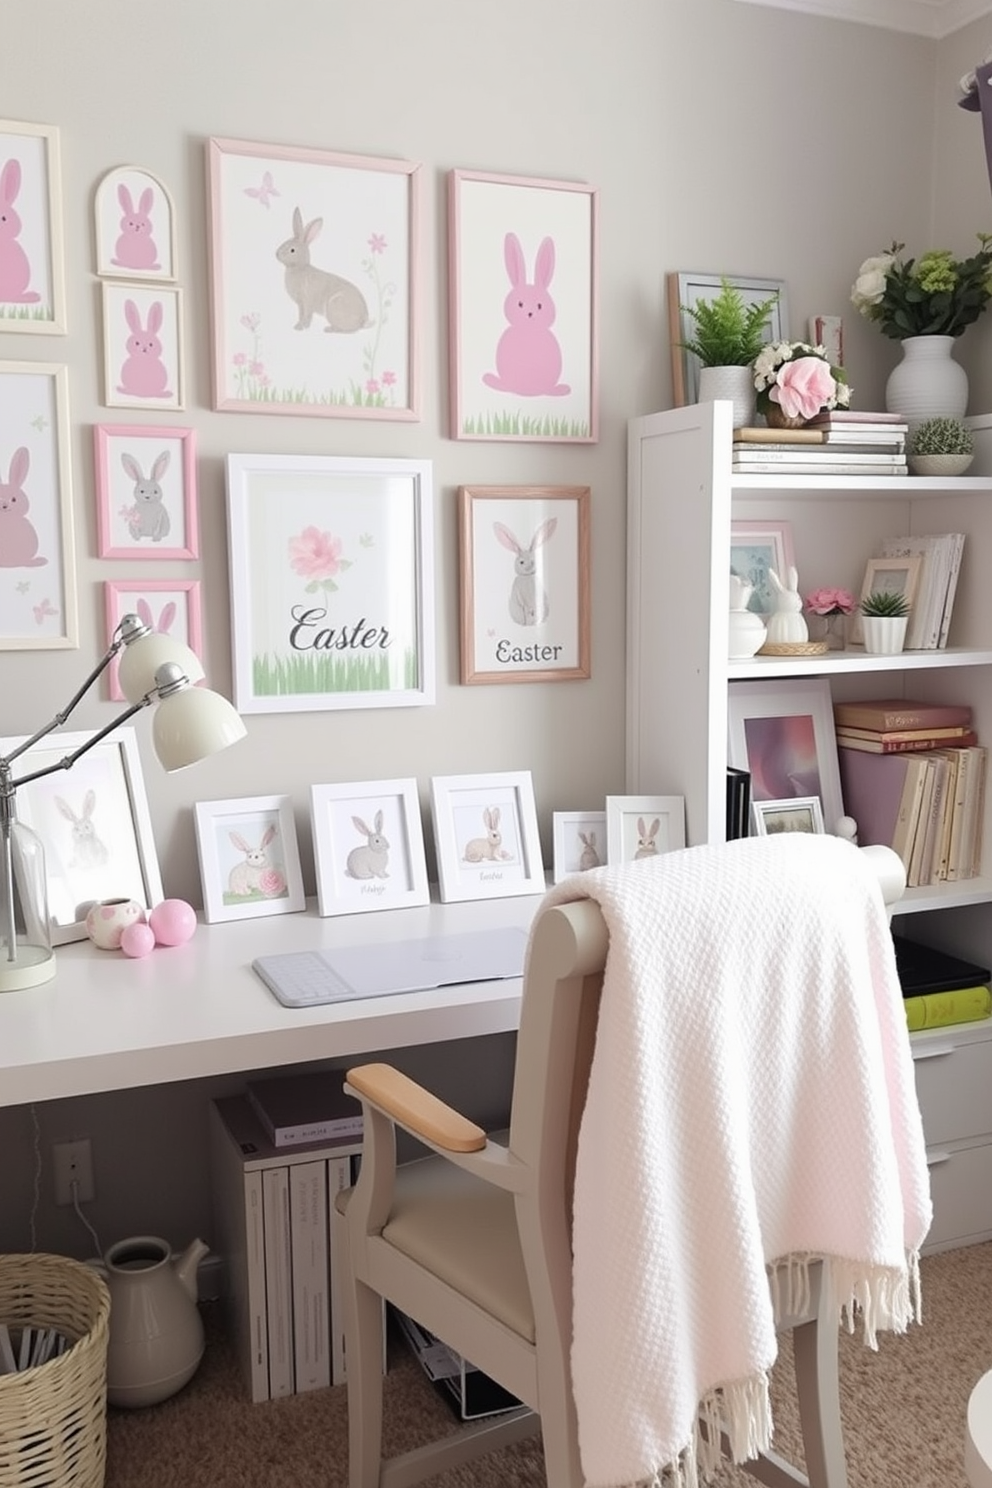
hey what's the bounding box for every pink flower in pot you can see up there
[770,356,839,421]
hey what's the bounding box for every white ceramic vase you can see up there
[698,365,755,430]
[93,1235,208,1408]
[885,335,968,435]
[861,616,908,655]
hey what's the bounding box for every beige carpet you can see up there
[105,1242,992,1487]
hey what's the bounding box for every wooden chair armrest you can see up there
[346,1062,486,1153]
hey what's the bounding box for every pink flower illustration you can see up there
[260,867,286,898]
[368,233,387,254]
[289,526,344,580]
[366,379,380,395]
[382,370,396,387]
[233,351,247,367]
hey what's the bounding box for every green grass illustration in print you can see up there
[251,647,417,697]
[461,410,591,439]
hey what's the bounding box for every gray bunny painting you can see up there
[493,517,558,627]
[55,790,110,870]
[276,207,371,333]
[121,448,171,543]
[346,810,390,880]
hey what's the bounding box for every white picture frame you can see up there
[751,795,825,837]
[93,164,178,281]
[668,271,788,407]
[0,118,66,335]
[605,794,686,866]
[552,809,606,883]
[310,777,429,917]
[194,794,305,924]
[0,725,162,944]
[730,519,796,619]
[727,677,844,836]
[430,770,545,903]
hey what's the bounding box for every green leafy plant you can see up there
[851,235,992,339]
[678,278,779,368]
[860,590,910,618]
[910,416,974,457]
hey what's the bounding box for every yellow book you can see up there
[904,984,992,1032]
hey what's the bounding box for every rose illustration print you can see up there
[483,232,570,397]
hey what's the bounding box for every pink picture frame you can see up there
[93,424,198,559]
[0,118,66,335]
[101,282,184,410]
[207,136,421,421]
[448,168,598,443]
[103,579,202,701]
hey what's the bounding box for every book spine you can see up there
[834,704,973,730]
[327,1154,353,1387]
[262,1165,295,1398]
[289,1159,330,1393]
[892,756,929,870]
[834,731,977,753]
[732,461,908,475]
[905,984,992,1031]
[834,724,973,742]
[208,1099,270,1402]
[246,1088,364,1148]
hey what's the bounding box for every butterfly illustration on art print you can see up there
[33,598,57,625]
[244,171,279,209]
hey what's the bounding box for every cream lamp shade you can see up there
[117,617,205,703]
[150,664,247,772]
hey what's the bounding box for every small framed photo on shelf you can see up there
[309,777,429,917]
[667,271,788,407]
[751,795,825,837]
[727,677,844,836]
[849,553,923,645]
[730,519,796,617]
[430,770,544,903]
[605,795,686,866]
[552,809,606,883]
[194,794,305,924]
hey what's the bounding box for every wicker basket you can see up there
[0,1253,111,1488]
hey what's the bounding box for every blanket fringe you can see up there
[629,1371,774,1488]
[830,1249,922,1347]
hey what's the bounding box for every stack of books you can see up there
[893,933,992,1032]
[836,699,987,887]
[873,532,966,649]
[731,410,908,476]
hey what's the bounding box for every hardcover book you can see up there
[247,1072,364,1149]
[904,985,992,1031]
[834,729,978,754]
[833,699,973,731]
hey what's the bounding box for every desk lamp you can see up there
[0,613,247,991]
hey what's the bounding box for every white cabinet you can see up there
[626,399,992,1250]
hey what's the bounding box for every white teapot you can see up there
[728,574,767,659]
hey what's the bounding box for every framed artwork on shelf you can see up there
[103,579,202,702]
[751,795,825,836]
[430,770,544,903]
[849,553,923,645]
[0,118,66,334]
[225,452,434,715]
[448,168,598,443]
[93,424,198,559]
[101,283,185,410]
[0,725,162,944]
[552,809,606,883]
[0,360,77,649]
[309,777,429,917]
[727,677,844,836]
[93,165,177,280]
[194,794,305,923]
[207,136,421,420]
[729,519,796,617]
[667,271,788,407]
[458,484,591,684]
[605,794,686,866]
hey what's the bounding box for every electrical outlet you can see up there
[53,1138,95,1206]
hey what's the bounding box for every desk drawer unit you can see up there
[911,1021,992,1253]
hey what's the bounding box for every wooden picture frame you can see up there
[93,164,177,281]
[552,809,606,883]
[605,794,686,865]
[207,136,421,420]
[103,579,202,702]
[730,519,796,618]
[727,677,844,835]
[310,777,429,917]
[225,452,434,715]
[448,168,598,443]
[430,770,545,903]
[194,794,305,923]
[849,553,923,646]
[0,118,65,334]
[751,795,825,836]
[668,271,788,407]
[458,484,591,683]
[0,360,77,649]
[93,424,198,559]
[101,283,185,410]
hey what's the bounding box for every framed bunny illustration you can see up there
[0,726,162,943]
[103,579,202,701]
[552,809,607,884]
[93,425,198,559]
[458,484,590,684]
[93,165,177,281]
[430,771,544,904]
[309,777,429,917]
[194,794,305,923]
[0,119,66,335]
[448,169,598,443]
[604,795,686,867]
[100,283,184,410]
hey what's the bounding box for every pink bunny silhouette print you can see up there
[136,597,176,636]
[0,448,46,568]
[482,232,570,398]
[111,184,160,271]
[117,299,171,399]
[0,159,40,304]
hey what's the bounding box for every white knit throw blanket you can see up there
[543,834,932,1488]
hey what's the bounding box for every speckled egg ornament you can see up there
[149,898,197,947]
[85,898,146,950]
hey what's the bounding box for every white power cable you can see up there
[29,1103,42,1251]
[71,1179,102,1259]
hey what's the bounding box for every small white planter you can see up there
[861,616,908,655]
[697,365,755,429]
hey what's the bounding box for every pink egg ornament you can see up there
[120,922,156,959]
[149,898,197,947]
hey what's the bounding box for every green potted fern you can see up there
[908,416,974,476]
[859,589,910,654]
[678,278,779,428]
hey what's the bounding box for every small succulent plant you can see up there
[860,589,910,618]
[910,416,974,457]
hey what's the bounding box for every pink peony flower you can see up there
[770,356,838,420]
[260,868,286,898]
[805,587,856,616]
[288,526,344,580]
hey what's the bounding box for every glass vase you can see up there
[807,612,847,650]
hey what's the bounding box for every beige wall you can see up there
[2,0,988,1256]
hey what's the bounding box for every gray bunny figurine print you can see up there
[276,207,371,333]
[493,518,558,627]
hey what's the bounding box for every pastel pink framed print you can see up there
[448,168,598,443]
[0,119,66,334]
[101,282,184,410]
[103,579,202,701]
[93,164,177,281]
[207,136,421,420]
[93,424,198,559]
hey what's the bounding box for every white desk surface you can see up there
[0,892,547,1109]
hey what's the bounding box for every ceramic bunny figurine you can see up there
[764,566,809,644]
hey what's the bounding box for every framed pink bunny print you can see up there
[93,424,198,559]
[101,283,184,410]
[103,579,203,702]
[194,794,305,924]
[93,164,177,281]
[448,169,598,443]
[0,119,66,334]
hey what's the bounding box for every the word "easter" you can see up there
[494,639,564,664]
[289,608,391,651]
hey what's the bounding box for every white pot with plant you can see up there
[908,416,975,476]
[859,590,910,655]
[678,278,779,428]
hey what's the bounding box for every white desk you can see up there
[0,892,546,1109]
